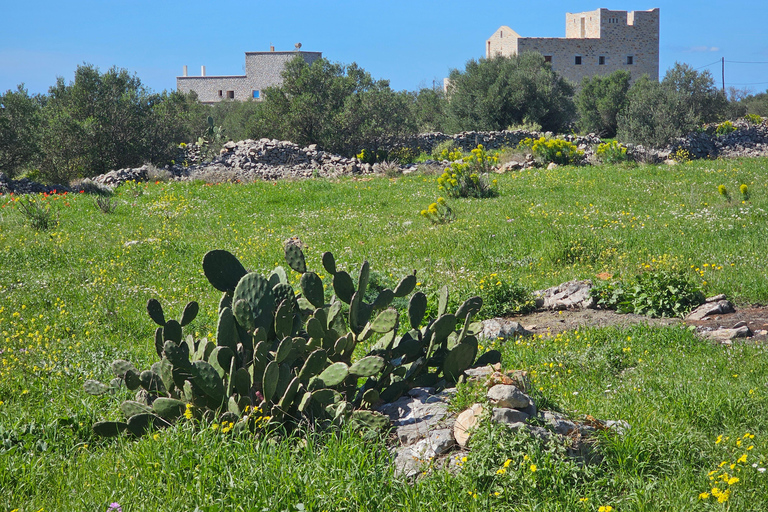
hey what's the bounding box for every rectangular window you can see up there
[227,90,235,99]
[218,90,223,97]
[252,90,260,99]
[544,55,552,63]
[599,56,605,65]
[626,56,634,65]
[575,56,582,65]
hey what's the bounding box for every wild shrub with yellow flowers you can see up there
[518,136,584,166]
[595,141,629,164]
[437,144,498,198]
[420,197,456,224]
[714,120,737,136]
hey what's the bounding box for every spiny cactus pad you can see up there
[393,274,417,297]
[300,272,325,309]
[349,356,385,377]
[370,308,398,333]
[284,243,307,273]
[202,250,248,293]
[233,273,275,333]
[332,271,354,304]
[442,338,478,382]
[180,301,199,327]
[408,292,428,329]
[147,298,166,326]
[321,251,336,275]
[317,362,349,387]
[92,421,128,437]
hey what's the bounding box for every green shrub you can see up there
[15,196,58,231]
[715,120,737,136]
[744,113,763,125]
[519,136,584,166]
[595,141,629,164]
[387,146,420,165]
[479,276,536,317]
[437,144,498,198]
[431,139,460,161]
[590,269,704,318]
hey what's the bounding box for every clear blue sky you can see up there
[2,1,767,96]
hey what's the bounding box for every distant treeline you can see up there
[1,55,765,184]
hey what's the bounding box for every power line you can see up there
[726,60,768,65]
[694,59,721,71]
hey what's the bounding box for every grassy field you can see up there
[1,157,767,511]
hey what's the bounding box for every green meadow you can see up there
[1,157,767,511]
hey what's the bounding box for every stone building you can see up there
[486,8,659,84]
[176,48,322,104]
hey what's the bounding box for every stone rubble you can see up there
[3,119,768,195]
[534,279,596,310]
[380,371,629,478]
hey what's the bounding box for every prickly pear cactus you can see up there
[86,239,487,439]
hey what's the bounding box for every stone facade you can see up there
[487,8,659,84]
[176,51,322,104]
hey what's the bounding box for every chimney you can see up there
[183,65,188,77]
[201,65,206,77]
[270,44,275,52]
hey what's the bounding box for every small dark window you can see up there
[544,55,552,63]
[218,90,223,97]
[499,31,503,38]
[599,56,605,65]
[575,56,582,65]
[227,90,235,99]
[626,56,634,65]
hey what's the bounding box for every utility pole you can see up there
[722,57,725,93]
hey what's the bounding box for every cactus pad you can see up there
[147,298,166,326]
[92,421,128,437]
[300,272,325,309]
[202,249,248,293]
[332,271,354,304]
[120,400,154,419]
[111,359,138,379]
[268,266,288,287]
[152,397,185,420]
[318,362,349,387]
[431,314,457,343]
[408,292,428,330]
[216,307,239,352]
[190,360,226,403]
[322,251,336,275]
[274,336,294,364]
[180,301,199,327]
[233,273,275,333]
[350,410,390,431]
[371,289,394,310]
[362,388,380,404]
[393,274,417,297]
[442,338,478,382]
[163,320,182,345]
[163,340,191,368]
[232,367,251,396]
[84,379,110,395]
[456,296,483,321]
[262,361,279,403]
[349,356,385,377]
[284,243,307,274]
[370,308,398,333]
[438,285,449,317]
[208,346,234,379]
[274,300,295,340]
[126,413,168,437]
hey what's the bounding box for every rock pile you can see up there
[381,366,628,477]
[0,171,68,195]
[670,119,768,160]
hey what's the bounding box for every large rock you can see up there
[487,384,530,409]
[535,280,595,310]
[686,299,735,321]
[481,318,532,340]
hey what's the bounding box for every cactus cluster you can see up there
[86,241,494,437]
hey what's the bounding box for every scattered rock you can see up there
[492,407,530,425]
[487,384,530,409]
[702,325,753,343]
[481,318,532,340]
[535,279,595,310]
[686,299,735,321]
[454,403,484,448]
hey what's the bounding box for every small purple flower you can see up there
[108,503,123,512]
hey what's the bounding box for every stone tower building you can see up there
[176,49,322,104]
[486,8,659,83]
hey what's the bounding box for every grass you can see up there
[1,157,767,510]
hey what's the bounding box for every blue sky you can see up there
[2,0,767,96]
